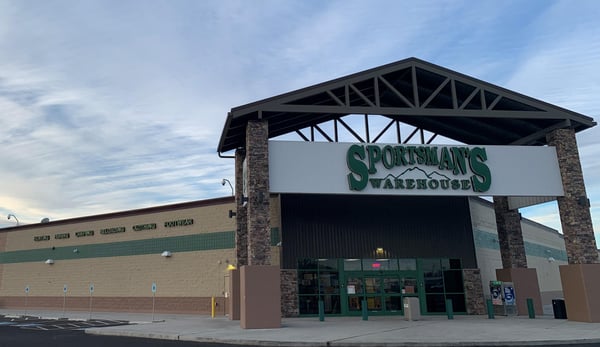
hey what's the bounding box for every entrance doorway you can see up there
[344,274,412,314]
[297,258,465,316]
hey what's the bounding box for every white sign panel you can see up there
[268,141,563,197]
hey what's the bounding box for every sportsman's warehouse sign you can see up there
[268,141,564,197]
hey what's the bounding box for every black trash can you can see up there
[552,299,567,319]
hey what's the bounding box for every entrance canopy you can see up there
[218,57,595,154]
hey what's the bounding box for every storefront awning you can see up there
[218,57,595,154]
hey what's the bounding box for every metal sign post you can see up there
[151,282,157,322]
[89,283,94,320]
[62,284,68,317]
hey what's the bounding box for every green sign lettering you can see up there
[346,144,492,194]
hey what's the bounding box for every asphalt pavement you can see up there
[2,309,600,347]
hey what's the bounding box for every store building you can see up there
[1,58,599,324]
[218,57,599,325]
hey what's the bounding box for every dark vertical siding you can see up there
[281,194,476,268]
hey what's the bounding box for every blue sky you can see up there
[1,0,599,242]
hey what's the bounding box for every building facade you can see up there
[0,194,568,317]
[1,58,599,323]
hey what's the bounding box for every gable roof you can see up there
[218,57,595,154]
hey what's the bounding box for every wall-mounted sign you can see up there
[164,219,194,228]
[490,281,503,305]
[34,235,50,242]
[75,230,94,237]
[54,233,70,239]
[346,144,491,193]
[133,223,157,231]
[100,227,126,235]
[269,141,564,197]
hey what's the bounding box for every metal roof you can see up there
[218,57,596,154]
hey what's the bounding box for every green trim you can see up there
[0,227,282,264]
[473,229,567,261]
[0,231,235,264]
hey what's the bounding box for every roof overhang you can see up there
[218,57,596,154]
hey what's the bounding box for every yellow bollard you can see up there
[211,296,216,318]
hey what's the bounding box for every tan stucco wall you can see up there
[0,249,235,297]
[3,201,236,252]
[0,197,284,313]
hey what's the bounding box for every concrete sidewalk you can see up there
[2,309,600,346]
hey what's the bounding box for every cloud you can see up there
[1,0,600,244]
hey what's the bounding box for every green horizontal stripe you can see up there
[473,229,567,261]
[0,231,235,264]
[0,227,281,264]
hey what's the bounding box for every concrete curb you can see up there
[85,327,600,347]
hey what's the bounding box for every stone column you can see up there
[462,269,485,315]
[493,196,543,315]
[547,128,600,322]
[280,270,299,317]
[546,128,599,264]
[245,120,271,265]
[493,196,527,269]
[239,119,280,329]
[234,148,248,267]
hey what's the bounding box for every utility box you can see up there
[404,297,420,321]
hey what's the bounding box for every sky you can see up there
[1,0,600,243]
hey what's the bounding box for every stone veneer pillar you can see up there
[493,196,543,315]
[234,148,248,267]
[238,119,280,329]
[229,149,247,321]
[493,196,527,269]
[547,128,600,322]
[280,270,299,317]
[245,120,271,265]
[462,269,486,315]
[546,128,599,264]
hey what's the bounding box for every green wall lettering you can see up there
[346,144,492,194]
[469,147,492,192]
[347,144,369,191]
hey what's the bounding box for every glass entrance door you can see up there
[343,273,411,315]
[298,258,467,316]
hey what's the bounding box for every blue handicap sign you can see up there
[503,286,515,305]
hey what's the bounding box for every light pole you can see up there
[7,214,19,226]
[221,179,234,196]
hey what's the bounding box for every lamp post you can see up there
[7,214,19,226]
[221,179,234,196]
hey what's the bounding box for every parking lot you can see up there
[0,315,129,331]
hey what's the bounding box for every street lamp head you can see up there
[7,214,19,226]
[221,179,226,186]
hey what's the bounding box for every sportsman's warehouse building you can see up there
[1,58,599,326]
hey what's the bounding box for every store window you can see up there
[297,258,341,315]
[422,258,465,313]
[297,257,465,316]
